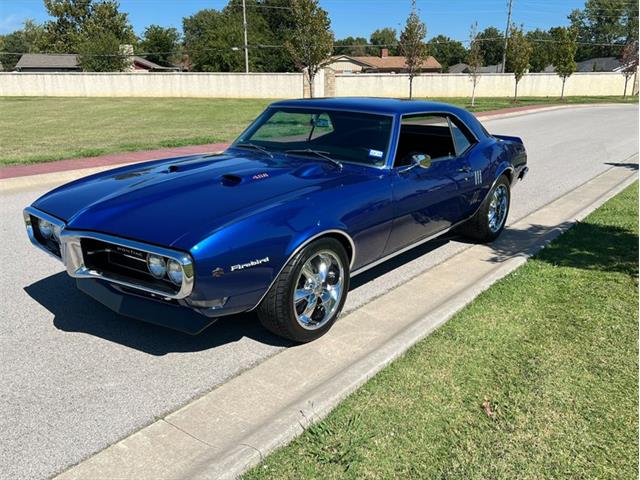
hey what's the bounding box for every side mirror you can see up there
[400,153,432,173]
[412,153,432,169]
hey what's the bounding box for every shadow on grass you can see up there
[480,219,638,276]
[535,220,638,276]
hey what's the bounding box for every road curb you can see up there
[54,158,638,480]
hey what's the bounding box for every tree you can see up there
[285,0,333,97]
[41,0,135,53]
[467,22,483,107]
[505,24,532,101]
[253,0,297,72]
[0,20,44,71]
[183,4,273,72]
[334,36,368,56]
[140,25,181,67]
[477,26,504,69]
[427,35,466,72]
[620,41,639,97]
[399,0,428,99]
[551,27,578,99]
[369,27,398,55]
[569,0,638,60]
[526,29,553,72]
[78,31,128,71]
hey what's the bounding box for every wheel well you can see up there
[501,168,514,184]
[323,232,355,267]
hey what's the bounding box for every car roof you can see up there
[269,97,488,140]
[270,97,469,116]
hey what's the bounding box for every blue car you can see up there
[24,98,527,342]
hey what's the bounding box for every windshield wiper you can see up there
[234,142,273,158]
[285,149,343,169]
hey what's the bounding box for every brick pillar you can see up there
[324,68,336,97]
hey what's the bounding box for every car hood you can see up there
[33,151,351,248]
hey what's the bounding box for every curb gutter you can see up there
[55,158,638,480]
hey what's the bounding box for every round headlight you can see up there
[167,259,183,285]
[147,254,167,279]
[52,225,62,242]
[38,220,54,239]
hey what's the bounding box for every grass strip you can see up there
[245,182,639,480]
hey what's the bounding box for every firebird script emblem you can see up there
[230,256,270,272]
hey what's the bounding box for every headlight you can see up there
[167,259,183,285]
[147,254,167,279]
[38,220,54,239]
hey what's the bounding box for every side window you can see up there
[449,118,476,156]
[394,114,455,167]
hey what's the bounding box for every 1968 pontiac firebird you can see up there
[24,98,527,342]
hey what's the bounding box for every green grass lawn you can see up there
[0,95,636,166]
[244,182,639,480]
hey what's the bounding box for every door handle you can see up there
[457,166,472,173]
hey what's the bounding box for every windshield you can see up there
[233,107,393,167]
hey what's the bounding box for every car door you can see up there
[384,113,477,254]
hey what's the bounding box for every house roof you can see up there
[132,56,180,71]
[448,63,469,73]
[15,53,80,70]
[332,54,442,70]
[576,56,621,72]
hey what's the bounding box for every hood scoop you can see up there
[220,174,243,186]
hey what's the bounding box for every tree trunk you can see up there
[309,72,315,98]
[561,77,566,100]
[623,75,629,98]
[409,76,413,99]
[471,80,476,107]
[514,79,518,102]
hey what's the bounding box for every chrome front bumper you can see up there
[23,206,195,300]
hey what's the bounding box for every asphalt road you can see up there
[1,105,638,480]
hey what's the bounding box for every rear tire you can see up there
[257,238,350,343]
[458,175,511,242]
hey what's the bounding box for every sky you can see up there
[1,0,585,41]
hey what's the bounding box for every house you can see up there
[129,56,181,72]
[328,49,442,73]
[13,53,180,72]
[15,54,82,72]
[577,56,622,72]
[447,63,504,74]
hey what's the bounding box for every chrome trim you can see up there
[248,229,356,311]
[23,206,66,262]
[351,167,515,276]
[387,110,481,169]
[351,225,455,277]
[59,230,195,300]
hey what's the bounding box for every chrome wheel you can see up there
[488,184,508,233]
[293,250,345,330]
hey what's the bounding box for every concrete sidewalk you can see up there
[55,158,638,480]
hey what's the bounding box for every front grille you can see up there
[31,215,62,257]
[80,238,179,296]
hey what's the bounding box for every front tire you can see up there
[459,175,511,242]
[257,238,350,343]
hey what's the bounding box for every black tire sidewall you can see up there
[483,175,511,240]
[284,238,350,342]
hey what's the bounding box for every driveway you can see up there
[1,104,637,480]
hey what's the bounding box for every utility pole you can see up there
[501,0,513,73]
[242,0,249,73]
